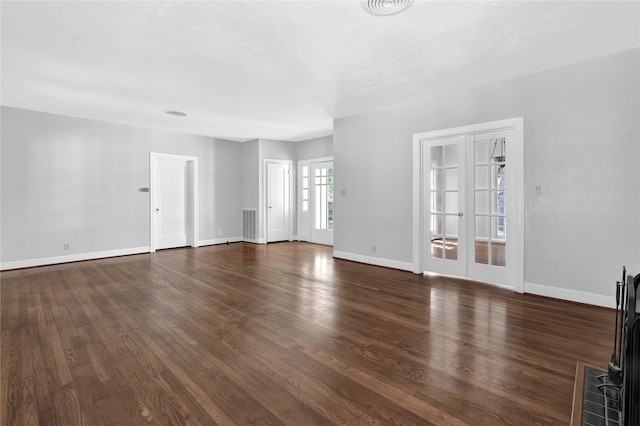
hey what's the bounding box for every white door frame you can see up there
[412,117,524,293]
[262,158,294,243]
[150,152,199,253]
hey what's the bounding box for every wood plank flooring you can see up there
[1,242,615,425]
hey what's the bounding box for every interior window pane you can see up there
[491,165,506,189]
[315,168,320,177]
[302,200,308,211]
[302,188,308,200]
[475,241,489,265]
[431,238,444,259]
[490,138,506,163]
[431,192,443,213]
[328,168,333,176]
[302,166,308,178]
[431,169,443,191]
[445,168,458,190]
[476,216,489,239]
[445,191,458,214]
[431,215,443,236]
[493,217,506,241]
[302,177,308,189]
[444,144,458,167]
[491,191,506,215]
[475,139,489,164]
[431,146,443,168]
[491,242,506,267]
[445,238,458,260]
[475,166,488,189]
[445,215,458,237]
[475,191,489,214]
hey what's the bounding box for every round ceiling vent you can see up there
[361,0,414,16]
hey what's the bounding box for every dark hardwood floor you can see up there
[1,242,615,425]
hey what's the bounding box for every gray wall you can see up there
[333,48,640,300]
[240,139,259,213]
[296,135,333,161]
[1,107,243,264]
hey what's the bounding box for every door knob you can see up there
[458,212,464,217]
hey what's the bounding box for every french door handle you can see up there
[458,212,464,217]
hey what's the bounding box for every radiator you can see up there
[242,209,257,240]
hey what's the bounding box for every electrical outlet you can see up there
[63,243,70,251]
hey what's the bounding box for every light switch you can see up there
[533,184,542,196]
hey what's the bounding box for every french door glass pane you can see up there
[445,238,458,260]
[476,216,489,239]
[475,139,489,164]
[431,238,444,259]
[444,145,458,167]
[431,192,443,213]
[475,166,489,189]
[431,170,443,190]
[445,192,458,213]
[445,215,458,236]
[475,191,489,214]
[445,169,458,190]
[431,146,443,167]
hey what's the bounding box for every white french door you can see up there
[416,119,523,290]
[310,161,334,246]
[423,136,467,277]
[467,130,511,285]
[266,162,291,242]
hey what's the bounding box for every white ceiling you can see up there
[2,1,638,142]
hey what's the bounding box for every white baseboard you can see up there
[199,237,243,246]
[333,250,414,272]
[0,246,151,271]
[524,281,615,309]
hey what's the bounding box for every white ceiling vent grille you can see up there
[361,0,414,16]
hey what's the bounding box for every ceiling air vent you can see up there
[361,0,414,16]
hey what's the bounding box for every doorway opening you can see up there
[150,153,198,252]
[298,157,334,246]
[412,118,524,292]
[264,159,293,243]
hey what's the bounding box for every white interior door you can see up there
[267,162,290,242]
[310,161,334,246]
[150,153,198,252]
[156,158,188,249]
[423,137,467,276]
[421,129,516,287]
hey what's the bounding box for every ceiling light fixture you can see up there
[164,110,188,117]
[362,0,414,16]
